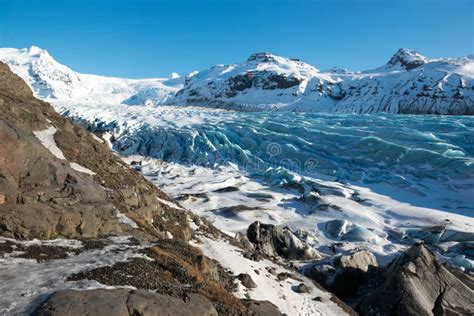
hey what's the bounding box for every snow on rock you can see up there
[1,46,472,114]
[34,126,97,175]
[172,49,474,114]
[192,236,349,316]
[155,196,184,210]
[116,210,139,228]
[385,48,428,70]
[70,162,96,175]
[33,126,66,160]
[0,237,146,314]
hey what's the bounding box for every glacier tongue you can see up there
[51,101,474,268]
[57,102,474,215]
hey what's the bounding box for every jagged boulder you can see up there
[337,249,378,272]
[304,249,379,300]
[246,221,322,260]
[33,289,218,316]
[330,250,379,299]
[357,243,474,316]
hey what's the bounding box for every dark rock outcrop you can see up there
[238,273,257,289]
[246,221,322,261]
[304,249,379,300]
[357,244,473,315]
[387,48,428,70]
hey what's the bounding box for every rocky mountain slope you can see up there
[1,46,472,114]
[0,61,188,241]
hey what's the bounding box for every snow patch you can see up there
[116,210,139,228]
[70,162,96,175]
[156,196,183,210]
[33,126,66,160]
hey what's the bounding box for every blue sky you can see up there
[1,0,472,78]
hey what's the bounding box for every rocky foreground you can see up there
[0,61,473,315]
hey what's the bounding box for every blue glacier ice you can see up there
[63,108,474,215]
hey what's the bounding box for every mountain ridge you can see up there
[0,46,473,114]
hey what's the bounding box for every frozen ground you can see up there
[191,236,348,316]
[0,237,148,314]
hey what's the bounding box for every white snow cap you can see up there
[26,45,47,56]
[187,70,199,78]
[170,72,180,79]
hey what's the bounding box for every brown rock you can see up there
[33,289,218,316]
[243,299,282,315]
[238,273,257,289]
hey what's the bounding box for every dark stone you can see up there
[293,283,311,293]
[246,221,321,260]
[357,244,474,315]
[238,273,257,289]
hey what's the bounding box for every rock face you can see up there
[0,61,190,240]
[304,249,379,300]
[386,48,428,70]
[357,244,474,316]
[337,250,378,272]
[33,289,218,316]
[246,221,322,260]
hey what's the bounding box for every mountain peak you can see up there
[247,52,280,63]
[387,48,428,70]
[27,45,48,56]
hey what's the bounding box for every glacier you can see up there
[58,103,474,214]
[52,102,474,270]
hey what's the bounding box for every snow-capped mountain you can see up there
[0,46,182,105]
[1,46,473,114]
[172,49,474,114]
